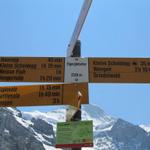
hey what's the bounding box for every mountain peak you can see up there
[0,107,22,117]
[140,124,150,133]
[82,104,116,127]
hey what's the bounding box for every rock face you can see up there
[0,105,150,150]
[0,107,55,150]
[95,119,150,150]
[31,118,55,146]
[81,105,150,150]
[109,119,150,149]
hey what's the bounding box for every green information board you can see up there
[55,120,93,148]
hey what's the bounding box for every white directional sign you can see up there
[64,57,88,83]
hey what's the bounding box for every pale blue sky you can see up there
[0,0,150,125]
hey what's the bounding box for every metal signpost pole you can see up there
[66,40,82,150]
[72,40,81,150]
[65,1,92,149]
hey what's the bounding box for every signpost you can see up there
[0,83,88,107]
[1,0,150,149]
[56,121,93,148]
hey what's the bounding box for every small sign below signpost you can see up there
[56,120,93,148]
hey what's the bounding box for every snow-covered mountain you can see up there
[140,124,150,133]
[0,107,55,150]
[22,105,116,132]
[0,105,150,150]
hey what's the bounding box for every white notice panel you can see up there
[65,57,89,83]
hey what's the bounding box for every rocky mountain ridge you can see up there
[0,105,150,150]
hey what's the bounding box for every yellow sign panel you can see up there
[1,57,150,83]
[0,57,64,82]
[89,58,150,83]
[0,83,88,107]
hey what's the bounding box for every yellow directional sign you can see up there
[1,57,150,83]
[0,57,64,82]
[0,83,88,107]
[89,58,150,83]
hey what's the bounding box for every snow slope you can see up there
[140,124,150,133]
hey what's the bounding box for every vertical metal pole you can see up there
[70,40,81,57]
[71,40,81,150]
[65,40,81,150]
[71,40,81,123]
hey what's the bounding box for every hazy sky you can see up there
[0,0,150,125]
